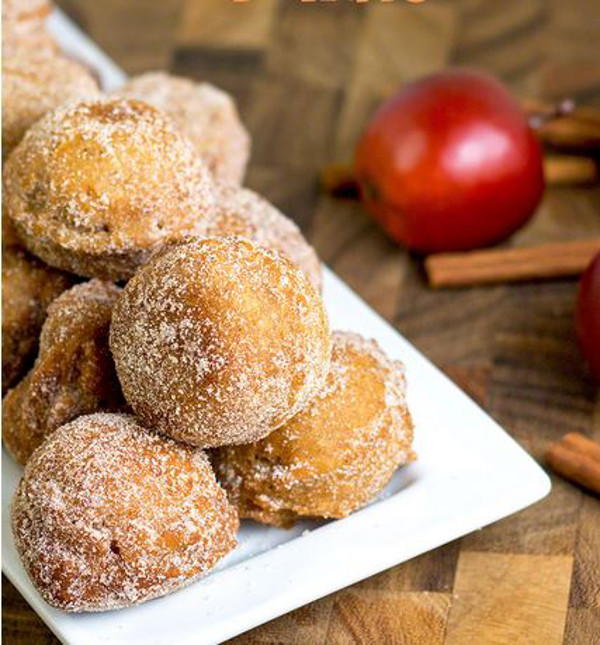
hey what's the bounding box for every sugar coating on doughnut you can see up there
[2,53,99,160]
[12,413,239,611]
[115,71,250,184]
[1,244,74,393]
[3,98,216,280]
[3,280,125,465]
[194,183,322,291]
[2,0,54,57]
[2,0,51,25]
[110,236,331,448]
[213,331,415,527]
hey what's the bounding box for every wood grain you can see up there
[58,0,184,72]
[326,590,451,645]
[446,552,574,645]
[178,0,276,50]
[4,0,600,643]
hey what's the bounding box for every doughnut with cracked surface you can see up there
[12,413,238,611]
[212,331,415,527]
[3,98,215,281]
[110,236,331,448]
[3,280,125,465]
[114,71,250,184]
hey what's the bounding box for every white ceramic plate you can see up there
[2,10,551,645]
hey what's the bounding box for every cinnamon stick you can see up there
[523,98,600,151]
[538,117,600,151]
[561,432,600,463]
[425,238,600,288]
[523,98,600,127]
[320,162,359,198]
[320,153,598,199]
[544,155,598,185]
[545,432,600,495]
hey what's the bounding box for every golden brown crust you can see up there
[2,244,75,393]
[2,209,23,248]
[3,280,125,465]
[12,413,239,611]
[114,72,250,184]
[195,183,322,290]
[3,98,216,281]
[213,331,415,527]
[2,52,99,160]
[110,236,331,448]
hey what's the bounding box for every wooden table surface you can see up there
[3,1,600,643]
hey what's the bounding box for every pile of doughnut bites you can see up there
[2,0,415,613]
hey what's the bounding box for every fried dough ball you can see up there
[3,98,215,281]
[110,236,331,448]
[12,413,239,611]
[195,183,322,290]
[2,0,56,57]
[114,72,250,184]
[2,244,75,393]
[2,52,100,160]
[3,280,125,465]
[2,208,22,247]
[213,331,415,527]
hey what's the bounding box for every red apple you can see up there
[355,69,545,252]
[576,252,600,383]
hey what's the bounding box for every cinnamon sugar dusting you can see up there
[3,280,125,465]
[110,236,331,448]
[1,45,421,612]
[114,71,250,184]
[2,52,100,160]
[195,183,322,291]
[3,97,216,280]
[12,413,239,611]
[212,331,415,527]
[2,0,51,25]
[2,0,54,57]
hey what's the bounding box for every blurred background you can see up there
[5,1,600,643]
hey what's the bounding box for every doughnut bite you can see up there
[196,183,322,290]
[12,413,238,611]
[2,0,55,57]
[3,280,125,465]
[114,71,250,184]
[2,52,99,160]
[213,331,415,527]
[110,236,331,448]
[2,244,75,393]
[3,98,215,281]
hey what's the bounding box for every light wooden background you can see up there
[3,1,600,643]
